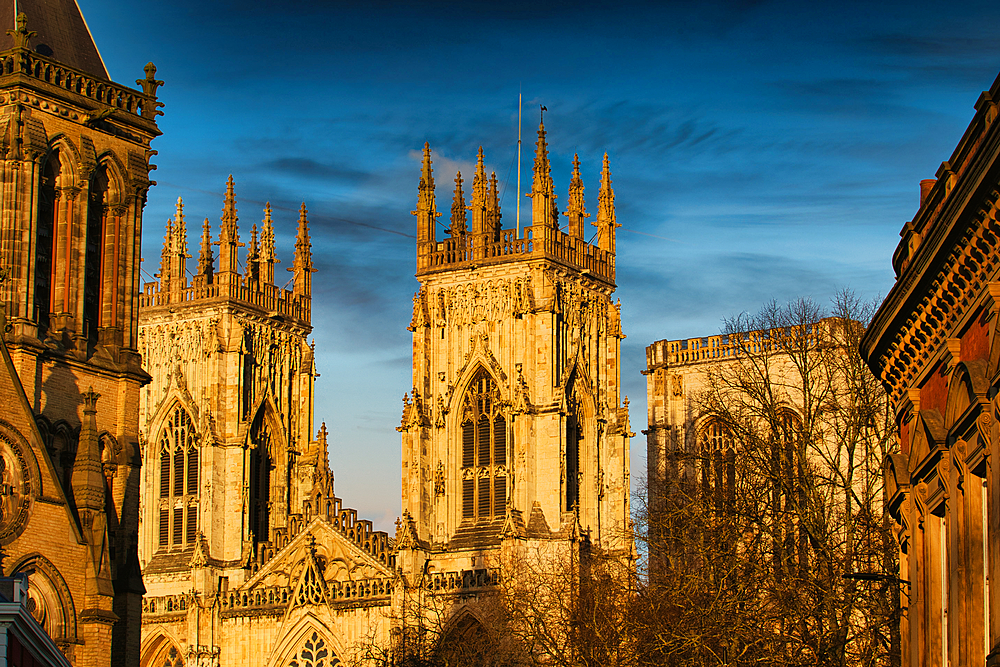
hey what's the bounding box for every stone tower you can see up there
[137,184,394,667]
[0,2,162,665]
[137,184,321,579]
[397,124,632,591]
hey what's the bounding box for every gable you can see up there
[242,517,394,594]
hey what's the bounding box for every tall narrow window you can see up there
[156,406,199,550]
[700,419,733,506]
[459,370,508,522]
[83,165,108,349]
[249,414,273,546]
[565,414,580,511]
[34,153,59,336]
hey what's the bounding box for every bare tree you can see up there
[637,292,899,667]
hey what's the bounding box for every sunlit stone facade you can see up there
[395,128,633,638]
[137,188,393,667]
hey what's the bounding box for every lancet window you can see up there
[460,370,507,522]
[83,164,109,347]
[249,414,273,546]
[157,406,199,550]
[565,391,582,511]
[699,418,734,506]
[34,152,59,335]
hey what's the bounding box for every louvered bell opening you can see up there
[493,414,506,466]
[160,449,170,497]
[186,505,197,544]
[187,447,198,495]
[158,508,169,547]
[477,477,490,518]
[462,421,475,468]
[172,506,183,545]
[463,478,475,518]
[493,476,506,516]
[478,416,490,467]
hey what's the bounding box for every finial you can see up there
[487,171,502,238]
[82,388,101,414]
[290,203,315,298]
[7,13,36,50]
[137,63,165,118]
[565,153,589,240]
[260,203,278,284]
[449,171,467,236]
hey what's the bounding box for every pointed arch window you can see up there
[699,418,735,507]
[84,164,109,348]
[157,406,199,550]
[249,413,273,546]
[460,370,507,522]
[286,630,341,667]
[34,152,60,336]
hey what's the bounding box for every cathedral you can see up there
[0,1,633,664]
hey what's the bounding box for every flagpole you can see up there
[516,88,522,239]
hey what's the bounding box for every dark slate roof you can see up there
[0,0,109,80]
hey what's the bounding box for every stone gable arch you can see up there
[944,359,989,433]
[139,630,184,667]
[268,614,343,667]
[10,552,77,645]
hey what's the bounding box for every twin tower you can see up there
[399,119,632,576]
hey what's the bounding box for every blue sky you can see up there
[81,0,1000,531]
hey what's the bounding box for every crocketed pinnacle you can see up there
[158,217,173,284]
[246,223,260,284]
[487,171,502,239]
[469,146,488,235]
[291,203,314,297]
[565,154,589,240]
[594,153,619,254]
[529,116,558,228]
[173,196,188,256]
[260,203,278,284]
[449,171,467,236]
[198,217,214,280]
[412,142,439,245]
[217,175,243,274]
[70,388,104,512]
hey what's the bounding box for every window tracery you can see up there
[287,631,340,667]
[460,370,507,521]
[249,413,273,546]
[157,405,199,550]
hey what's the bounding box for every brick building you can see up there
[862,69,1000,666]
[0,1,163,665]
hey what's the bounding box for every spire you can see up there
[260,203,278,285]
[290,203,314,298]
[469,147,488,235]
[71,389,104,513]
[246,224,260,286]
[565,154,589,240]
[448,172,467,236]
[487,171,502,240]
[197,217,214,286]
[594,153,619,254]
[158,217,173,292]
[216,175,243,276]
[528,112,558,229]
[412,142,439,246]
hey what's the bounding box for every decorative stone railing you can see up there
[426,568,499,593]
[140,280,310,322]
[142,593,192,615]
[419,226,614,283]
[0,47,161,121]
[250,501,394,575]
[647,324,827,367]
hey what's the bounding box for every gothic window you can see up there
[83,164,109,348]
[249,414,273,546]
[565,398,581,511]
[699,418,735,507]
[460,370,507,522]
[159,647,183,667]
[34,152,59,335]
[157,406,199,550]
[287,631,340,667]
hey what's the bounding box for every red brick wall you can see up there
[961,307,991,363]
[921,361,948,416]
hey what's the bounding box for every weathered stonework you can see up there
[396,131,632,637]
[0,4,162,666]
[137,187,393,667]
